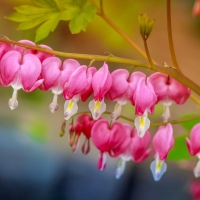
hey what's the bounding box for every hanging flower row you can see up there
[0,39,198,181]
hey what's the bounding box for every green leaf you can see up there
[168,134,191,161]
[35,14,61,42]
[17,15,49,30]
[7,0,97,41]
[69,14,87,33]
[180,113,200,131]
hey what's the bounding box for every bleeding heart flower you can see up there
[91,119,126,171]
[133,77,157,138]
[0,50,43,110]
[41,58,80,113]
[89,63,112,120]
[149,72,191,122]
[186,123,200,178]
[115,124,151,179]
[14,40,54,62]
[106,69,145,121]
[150,123,174,181]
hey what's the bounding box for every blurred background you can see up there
[0,0,200,199]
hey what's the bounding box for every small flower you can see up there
[186,123,200,178]
[115,125,151,179]
[0,50,43,110]
[91,119,126,171]
[89,63,112,120]
[149,72,191,122]
[150,123,174,181]
[41,58,80,113]
[133,77,157,137]
[63,65,88,120]
[14,40,54,62]
[106,69,145,121]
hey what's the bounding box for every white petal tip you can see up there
[8,98,18,110]
[49,103,59,113]
[150,159,167,181]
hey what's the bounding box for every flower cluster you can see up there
[0,39,195,181]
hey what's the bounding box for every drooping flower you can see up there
[150,123,174,181]
[89,63,112,120]
[41,58,80,113]
[106,69,145,121]
[70,114,98,154]
[0,50,43,110]
[14,40,54,62]
[63,66,97,120]
[193,0,200,16]
[186,123,200,178]
[91,119,126,171]
[149,72,191,122]
[133,76,157,137]
[115,124,151,179]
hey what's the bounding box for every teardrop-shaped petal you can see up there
[20,54,42,91]
[152,123,174,160]
[106,69,129,101]
[80,67,97,102]
[89,99,106,120]
[41,57,62,90]
[98,152,107,171]
[64,97,79,120]
[133,77,157,115]
[63,65,87,100]
[150,158,167,181]
[115,159,126,179]
[92,63,112,101]
[187,123,200,156]
[134,111,150,138]
[25,79,44,92]
[0,51,21,85]
[130,128,151,163]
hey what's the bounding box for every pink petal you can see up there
[130,128,151,162]
[0,42,13,60]
[106,69,129,101]
[25,79,44,92]
[14,40,54,62]
[189,123,200,156]
[133,77,157,115]
[152,123,174,160]
[20,54,42,90]
[92,63,112,101]
[63,65,87,100]
[186,138,194,156]
[91,119,125,152]
[41,57,62,90]
[110,123,132,157]
[128,72,146,104]
[80,67,97,102]
[149,72,191,105]
[0,51,21,85]
[97,152,107,171]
